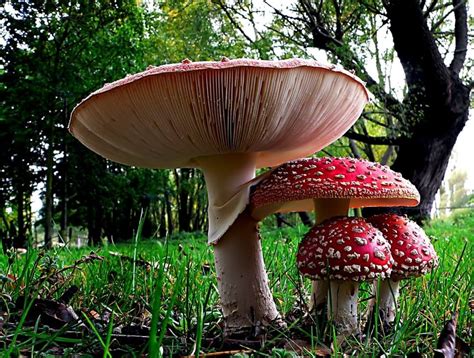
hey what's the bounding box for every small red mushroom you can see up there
[297,217,393,335]
[251,157,419,312]
[251,157,420,222]
[366,213,438,327]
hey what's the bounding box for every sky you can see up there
[448,115,474,190]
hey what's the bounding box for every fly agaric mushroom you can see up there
[297,217,392,335]
[366,213,438,327]
[250,157,419,312]
[69,58,368,335]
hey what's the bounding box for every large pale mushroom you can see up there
[68,58,368,335]
[250,157,419,314]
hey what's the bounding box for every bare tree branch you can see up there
[360,0,386,17]
[294,1,403,111]
[266,25,308,48]
[343,6,366,34]
[262,0,309,26]
[332,0,343,40]
[362,113,394,128]
[380,145,395,165]
[426,1,455,16]
[423,0,440,16]
[430,0,465,32]
[344,131,405,145]
[359,121,376,161]
[348,139,362,158]
[214,1,257,46]
[384,0,452,103]
[449,0,468,76]
[298,0,344,49]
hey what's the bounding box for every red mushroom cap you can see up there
[250,157,420,220]
[297,217,393,282]
[367,214,438,279]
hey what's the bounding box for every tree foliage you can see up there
[1,0,250,247]
[2,1,471,248]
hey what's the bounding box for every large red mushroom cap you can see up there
[251,157,420,220]
[367,214,438,279]
[297,217,393,281]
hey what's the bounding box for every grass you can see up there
[0,211,472,356]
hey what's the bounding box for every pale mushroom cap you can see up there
[297,217,393,281]
[250,157,420,219]
[367,214,438,279]
[69,59,368,169]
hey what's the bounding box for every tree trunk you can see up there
[44,118,54,248]
[164,189,174,236]
[91,205,103,245]
[87,205,94,246]
[1,209,13,252]
[59,149,68,243]
[275,213,293,228]
[380,0,471,221]
[59,98,69,243]
[275,213,284,228]
[87,204,102,246]
[391,126,467,220]
[298,211,313,227]
[176,168,191,232]
[158,205,167,238]
[14,186,26,248]
[192,175,207,232]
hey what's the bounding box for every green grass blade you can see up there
[132,208,148,293]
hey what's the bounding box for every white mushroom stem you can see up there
[309,199,351,311]
[369,279,400,325]
[214,212,280,332]
[328,280,359,335]
[197,153,281,334]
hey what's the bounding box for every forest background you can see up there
[1,0,472,249]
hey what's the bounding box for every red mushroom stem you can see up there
[197,153,281,333]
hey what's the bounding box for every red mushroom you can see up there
[366,214,438,328]
[297,217,393,335]
[69,59,368,335]
[251,157,420,221]
[251,157,419,312]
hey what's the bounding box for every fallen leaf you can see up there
[16,296,79,329]
[434,312,457,358]
[284,339,332,356]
